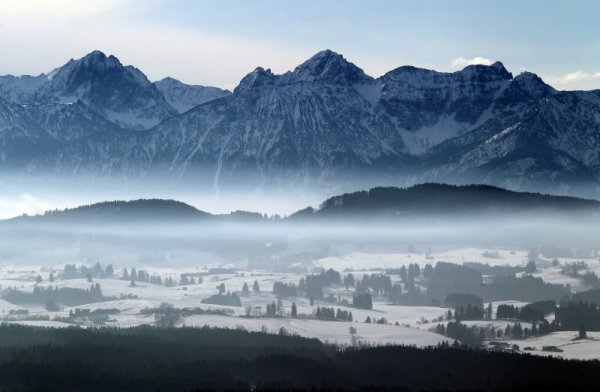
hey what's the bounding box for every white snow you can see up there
[1,248,600,357]
[505,331,600,360]
[317,248,529,270]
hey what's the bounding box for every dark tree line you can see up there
[1,324,600,391]
[122,267,164,286]
[4,284,109,307]
[496,301,556,322]
[315,306,353,321]
[62,263,114,279]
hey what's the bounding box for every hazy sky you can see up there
[0,0,598,90]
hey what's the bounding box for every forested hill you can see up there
[3,199,269,225]
[8,199,212,224]
[4,184,600,225]
[293,183,600,219]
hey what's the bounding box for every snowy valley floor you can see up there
[1,246,600,359]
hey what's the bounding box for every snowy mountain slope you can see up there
[421,91,600,192]
[127,51,411,188]
[0,94,131,168]
[378,64,557,154]
[0,51,180,130]
[1,49,600,196]
[154,77,230,113]
[32,51,176,130]
[0,74,47,103]
[0,97,55,167]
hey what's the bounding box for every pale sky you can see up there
[0,0,598,91]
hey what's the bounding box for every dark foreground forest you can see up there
[0,325,599,391]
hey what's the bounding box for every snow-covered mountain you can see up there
[0,51,228,130]
[421,90,600,192]
[154,77,230,113]
[128,50,410,188]
[2,49,600,196]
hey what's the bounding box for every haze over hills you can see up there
[1,50,600,196]
[5,184,599,225]
[2,184,598,267]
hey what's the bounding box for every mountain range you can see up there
[1,50,599,196]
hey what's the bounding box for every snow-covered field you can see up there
[504,331,600,360]
[1,246,600,357]
[0,265,449,348]
[316,248,530,270]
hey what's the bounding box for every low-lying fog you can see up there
[1,214,598,268]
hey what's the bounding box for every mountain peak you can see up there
[461,60,512,81]
[157,76,179,84]
[77,50,121,70]
[235,67,277,92]
[83,50,107,60]
[490,61,506,70]
[512,71,554,96]
[289,49,372,84]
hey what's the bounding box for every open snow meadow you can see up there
[2,246,600,359]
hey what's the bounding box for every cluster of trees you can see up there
[388,282,428,306]
[241,280,260,295]
[62,263,114,280]
[141,305,232,325]
[568,289,600,304]
[496,301,556,322]
[435,321,482,348]
[424,262,483,304]
[453,304,484,321]
[201,292,241,307]
[482,275,570,302]
[383,260,569,306]
[153,303,181,328]
[342,273,355,289]
[179,274,203,285]
[555,301,600,331]
[315,307,353,321]
[352,293,373,310]
[501,322,559,339]
[264,300,286,317]
[272,281,298,298]
[364,315,388,324]
[4,284,108,307]
[400,264,425,281]
[122,268,164,286]
[298,269,341,300]
[122,268,205,287]
[355,274,392,295]
[63,308,121,325]
[423,262,569,303]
